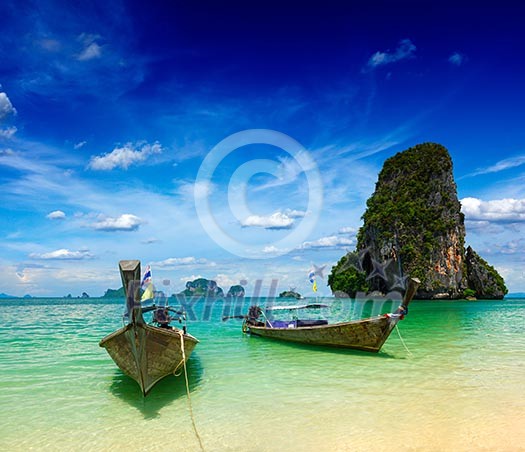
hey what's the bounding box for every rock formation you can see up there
[329,143,507,299]
[226,285,245,298]
[465,246,507,299]
[278,290,302,299]
[180,278,224,297]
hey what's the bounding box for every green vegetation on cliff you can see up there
[278,290,303,299]
[180,278,224,297]
[328,252,370,297]
[329,142,506,299]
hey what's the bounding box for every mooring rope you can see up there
[179,332,205,452]
[395,324,413,357]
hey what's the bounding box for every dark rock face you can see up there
[465,246,507,299]
[227,285,245,297]
[329,143,507,300]
[278,290,302,299]
[181,278,224,297]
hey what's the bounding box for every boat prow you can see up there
[99,260,199,395]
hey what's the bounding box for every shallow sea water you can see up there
[0,297,524,451]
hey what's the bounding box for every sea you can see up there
[0,296,524,451]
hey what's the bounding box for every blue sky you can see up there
[1,0,525,296]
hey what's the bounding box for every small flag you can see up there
[308,269,317,292]
[141,283,155,301]
[141,265,152,287]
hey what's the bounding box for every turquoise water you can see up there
[0,297,524,451]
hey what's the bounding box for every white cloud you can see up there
[214,273,246,289]
[46,210,66,220]
[461,197,525,221]
[301,235,354,249]
[240,211,296,230]
[78,42,102,61]
[254,151,318,191]
[152,257,216,268]
[0,92,16,119]
[463,155,525,178]
[0,126,17,139]
[262,245,289,254]
[77,34,102,61]
[74,141,87,150]
[367,39,416,69]
[90,214,143,231]
[30,248,93,260]
[88,141,162,170]
[338,226,357,234]
[284,209,306,218]
[449,52,465,66]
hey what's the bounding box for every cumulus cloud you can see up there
[240,211,297,230]
[366,39,416,69]
[449,52,466,66]
[90,214,143,231]
[0,92,16,119]
[152,257,215,268]
[88,141,162,170]
[461,197,525,221]
[30,248,93,260]
[0,126,17,139]
[46,210,66,220]
[301,235,354,249]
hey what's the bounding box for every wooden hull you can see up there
[99,322,199,395]
[246,315,399,352]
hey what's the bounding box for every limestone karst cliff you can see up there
[328,143,507,299]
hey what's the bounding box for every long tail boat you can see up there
[99,260,199,395]
[242,277,420,352]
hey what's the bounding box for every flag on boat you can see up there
[308,269,317,292]
[141,282,155,302]
[141,265,152,287]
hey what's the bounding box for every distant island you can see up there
[179,278,224,297]
[226,285,245,298]
[101,287,125,298]
[329,143,507,300]
[279,290,302,299]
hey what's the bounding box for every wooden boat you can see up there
[99,260,199,395]
[243,277,420,352]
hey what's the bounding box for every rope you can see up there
[179,331,205,452]
[395,324,413,357]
